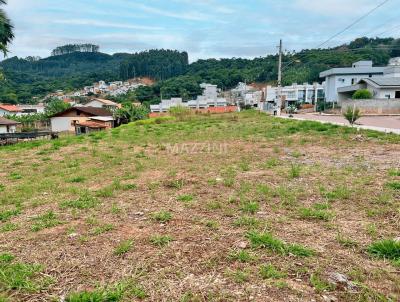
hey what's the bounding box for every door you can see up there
[395,91,400,99]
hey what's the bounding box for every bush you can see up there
[352,89,372,100]
[368,239,400,261]
[343,106,361,125]
[169,105,192,121]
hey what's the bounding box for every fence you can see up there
[0,131,57,146]
[341,99,400,114]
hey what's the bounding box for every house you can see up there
[320,61,384,103]
[0,117,19,133]
[50,107,113,133]
[338,58,400,102]
[18,103,45,114]
[75,121,107,135]
[0,104,22,117]
[84,99,121,111]
[264,83,325,111]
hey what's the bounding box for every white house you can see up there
[338,58,400,102]
[320,61,384,102]
[0,117,19,133]
[50,107,113,133]
[18,104,45,114]
[150,98,184,113]
[84,99,121,111]
[0,104,22,117]
[231,82,263,108]
[265,83,325,106]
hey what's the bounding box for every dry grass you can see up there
[0,111,399,301]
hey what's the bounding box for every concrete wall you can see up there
[0,125,16,133]
[341,99,400,114]
[51,117,89,132]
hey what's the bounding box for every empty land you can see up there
[0,111,399,302]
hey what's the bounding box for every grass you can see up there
[385,181,400,190]
[150,211,172,223]
[114,240,134,256]
[259,264,286,279]
[31,211,62,232]
[149,235,174,247]
[0,111,399,301]
[0,253,50,293]
[368,239,400,262]
[299,205,334,221]
[247,231,315,257]
[388,169,400,176]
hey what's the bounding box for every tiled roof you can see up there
[0,116,20,125]
[51,106,113,117]
[0,104,22,112]
[76,121,107,128]
[362,77,400,87]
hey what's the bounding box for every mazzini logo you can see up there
[165,142,228,154]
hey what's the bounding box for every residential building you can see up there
[320,61,384,102]
[265,83,325,108]
[18,104,45,114]
[0,104,22,117]
[84,99,121,111]
[0,117,19,133]
[231,82,263,108]
[150,83,229,113]
[338,57,400,102]
[50,107,113,132]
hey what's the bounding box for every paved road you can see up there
[280,114,400,134]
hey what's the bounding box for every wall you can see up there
[341,99,400,114]
[51,117,90,132]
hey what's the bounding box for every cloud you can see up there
[292,0,377,16]
[53,19,163,31]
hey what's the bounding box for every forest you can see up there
[0,37,400,104]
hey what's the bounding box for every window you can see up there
[338,78,345,83]
[351,78,357,85]
[369,74,373,78]
[385,95,391,99]
[395,91,400,99]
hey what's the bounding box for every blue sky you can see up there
[4,0,400,61]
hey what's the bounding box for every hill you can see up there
[1,37,400,104]
[0,112,399,301]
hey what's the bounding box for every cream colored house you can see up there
[0,117,19,134]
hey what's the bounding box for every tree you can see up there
[44,99,71,117]
[343,106,361,125]
[0,0,14,56]
[352,89,372,100]
[115,103,149,124]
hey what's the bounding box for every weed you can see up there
[247,231,314,257]
[150,235,174,247]
[202,219,219,230]
[299,206,333,221]
[240,201,260,214]
[264,158,279,169]
[368,239,400,261]
[114,240,134,256]
[222,167,236,187]
[228,250,255,263]
[177,194,194,203]
[0,208,21,222]
[61,194,98,210]
[68,176,86,183]
[9,172,22,180]
[336,233,358,248]
[259,264,286,279]
[385,181,400,190]
[150,211,172,223]
[165,179,185,189]
[206,201,222,210]
[388,169,400,177]
[366,223,378,238]
[322,186,351,201]
[31,211,62,232]
[0,253,49,292]
[310,273,334,293]
[226,269,249,284]
[0,184,4,192]
[0,223,18,233]
[234,216,260,228]
[91,224,114,236]
[288,163,301,179]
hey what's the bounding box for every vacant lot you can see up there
[0,112,399,302]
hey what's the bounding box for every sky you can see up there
[3,0,400,62]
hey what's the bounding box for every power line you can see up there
[316,0,391,48]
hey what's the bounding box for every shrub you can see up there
[149,235,173,247]
[114,240,134,256]
[368,239,400,261]
[150,211,172,223]
[343,106,361,125]
[169,106,192,121]
[259,264,286,279]
[352,89,372,99]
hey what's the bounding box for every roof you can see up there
[51,106,112,118]
[360,77,400,88]
[76,121,107,129]
[89,116,114,122]
[0,104,22,112]
[89,99,121,107]
[320,67,384,78]
[0,116,20,125]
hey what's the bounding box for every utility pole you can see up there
[276,39,283,116]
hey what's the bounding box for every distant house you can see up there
[320,61,384,103]
[84,99,121,111]
[0,117,20,133]
[0,104,22,117]
[50,107,113,132]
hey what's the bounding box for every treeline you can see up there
[51,44,100,56]
[1,37,400,104]
[119,49,189,81]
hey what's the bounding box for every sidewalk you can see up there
[278,113,400,135]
